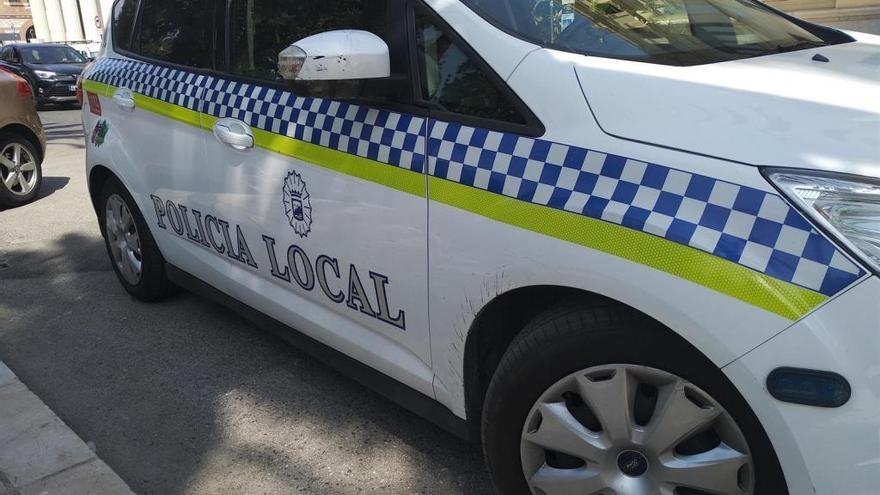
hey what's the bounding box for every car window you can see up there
[0,47,9,61]
[136,0,214,68]
[20,46,87,64]
[464,0,844,66]
[112,0,139,52]
[228,0,390,82]
[415,12,526,124]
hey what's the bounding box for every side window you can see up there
[112,0,138,52]
[0,47,9,61]
[415,11,526,124]
[136,0,214,68]
[228,0,390,82]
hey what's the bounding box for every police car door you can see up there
[85,0,225,279]
[198,0,433,395]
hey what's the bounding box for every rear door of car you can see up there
[193,0,434,394]
[85,0,225,274]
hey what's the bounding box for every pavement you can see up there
[0,361,132,495]
[0,109,492,494]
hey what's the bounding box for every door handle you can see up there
[112,88,135,111]
[213,118,254,150]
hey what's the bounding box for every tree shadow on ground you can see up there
[0,232,493,494]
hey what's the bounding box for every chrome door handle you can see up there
[112,88,135,111]
[213,118,254,150]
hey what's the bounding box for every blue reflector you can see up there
[767,368,851,408]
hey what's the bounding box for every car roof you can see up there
[6,43,73,49]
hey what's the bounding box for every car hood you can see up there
[25,63,85,75]
[576,37,880,177]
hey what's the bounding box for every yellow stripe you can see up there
[86,77,825,319]
[430,177,826,320]
[201,114,425,197]
[82,79,112,97]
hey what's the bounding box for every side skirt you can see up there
[165,263,473,441]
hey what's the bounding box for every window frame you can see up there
[111,0,221,75]
[408,2,544,137]
[111,0,141,57]
[109,0,544,137]
[458,0,854,67]
[219,0,422,117]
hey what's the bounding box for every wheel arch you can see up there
[88,164,116,218]
[461,284,699,438]
[0,123,45,163]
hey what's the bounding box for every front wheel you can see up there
[99,177,172,301]
[482,301,788,495]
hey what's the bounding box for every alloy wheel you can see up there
[0,142,38,196]
[521,364,754,495]
[105,194,143,285]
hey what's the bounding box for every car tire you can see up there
[0,134,42,208]
[481,299,789,495]
[99,177,172,302]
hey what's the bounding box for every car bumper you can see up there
[725,276,880,495]
[35,79,79,104]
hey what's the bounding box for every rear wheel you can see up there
[481,301,788,495]
[99,177,172,301]
[0,136,42,208]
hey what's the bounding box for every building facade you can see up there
[767,0,880,33]
[0,0,35,42]
[1,0,114,44]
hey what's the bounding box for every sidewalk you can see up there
[0,362,133,495]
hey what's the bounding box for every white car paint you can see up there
[82,0,879,493]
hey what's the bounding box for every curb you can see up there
[0,362,134,495]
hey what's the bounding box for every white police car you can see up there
[81,0,879,493]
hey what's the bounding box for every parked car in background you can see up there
[0,68,45,208]
[0,43,87,109]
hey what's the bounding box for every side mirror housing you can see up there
[278,30,390,81]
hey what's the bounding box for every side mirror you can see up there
[278,30,390,81]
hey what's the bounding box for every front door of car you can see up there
[198,0,434,394]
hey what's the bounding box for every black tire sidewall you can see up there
[99,177,169,301]
[0,136,42,208]
[482,306,788,495]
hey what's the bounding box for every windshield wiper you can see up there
[773,39,827,54]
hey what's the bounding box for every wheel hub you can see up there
[520,364,754,495]
[0,143,37,196]
[105,194,143,285]
[617,450,649,477]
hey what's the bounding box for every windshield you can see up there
[20,46,87,65]
[465,0,845,65]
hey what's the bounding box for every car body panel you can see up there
[725,276,880,495]
[0,71,46,155]
[576,38,880,174]
[83,1,879,493]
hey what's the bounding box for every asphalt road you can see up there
[0,109,493,494]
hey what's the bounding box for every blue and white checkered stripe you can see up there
[198,76,427,173]
[88,59,427,174]
[87,58,865,297]
[88,58,204,112]
[427,120,865,297]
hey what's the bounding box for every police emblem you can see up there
[282,171,312,237]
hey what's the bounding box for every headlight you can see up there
[33,70,57,79]
[767,170,880,273]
